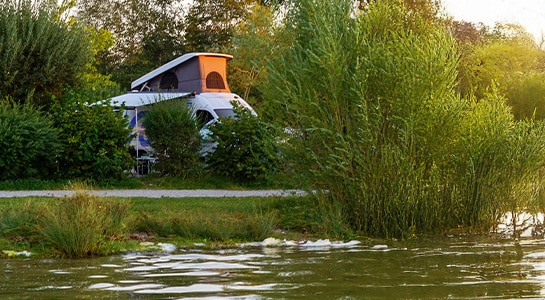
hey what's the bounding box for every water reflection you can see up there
[3,238,545,299]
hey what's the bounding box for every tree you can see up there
[77,0,186,89]
[263,0,545,237]
[143,99,202,179]
[184,0,251,52]
[455,22,545,119]
[0,0,91,106]
[226,4,282,108]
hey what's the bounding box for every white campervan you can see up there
[107,52,254,158]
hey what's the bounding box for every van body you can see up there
[110,91,253,157]
[106,52,254,158]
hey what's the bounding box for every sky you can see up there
[441,0,545,42]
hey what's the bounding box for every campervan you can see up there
[107,52,254,158]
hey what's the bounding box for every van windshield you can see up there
[214,109,236,119]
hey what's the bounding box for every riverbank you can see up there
[0,190,352,258]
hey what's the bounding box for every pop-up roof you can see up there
[131,52,233,94]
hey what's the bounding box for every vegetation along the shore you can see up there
[0,187,350,258]
[2,0,545,252]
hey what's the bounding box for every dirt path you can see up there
[0,189,307,198]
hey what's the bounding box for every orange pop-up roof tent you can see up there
[130,52,232,94]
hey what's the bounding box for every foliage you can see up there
[38,188,129,257]
[0,99,62,180]
[49,90,133,181]
[205,103,280,182]
[226,4,279,107]
[454,22,545,120]
[143,99,202,179]
[184,0,251,52]
[0,0,91,106]
[264,0,545,238]
[505,73,545,119]
[76,0,186,89]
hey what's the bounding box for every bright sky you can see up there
[441,0,545,42]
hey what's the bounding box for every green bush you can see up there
[50,90,133,181]
[205,103,280,182]
[0,0,90,106]
[264,0,545,238]
[38,188,129,257]
[143,99,202,178]
[0,100,62,180]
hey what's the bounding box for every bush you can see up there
[38,187,129,257]
[264,0,545,238]
[50,90,134,181]
[143,99,202,178]
[0,0,90,106]
[205,103,280,182]
[0,99,62,180]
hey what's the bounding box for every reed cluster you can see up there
[38,189,129,257]
[264,0,545,238]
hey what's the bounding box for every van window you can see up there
[196,110,214,127]
[214,109,236,119]
[160,71,179,90]
[206,72,225,89]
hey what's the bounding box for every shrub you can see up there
[0,99,62,180]
[38,187,129,257]
[143,99,202,179]
[264,0,545,238]
[205,103,280,182]
[50,90,134,181]
[0,0,90,106]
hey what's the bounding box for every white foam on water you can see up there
[88,275,108,279]
[124,265,160,272]
[134,283,225,294]
[171,261,260,270]
[89,283,115,289]
[105,283,164,291]
[143,271,221,277]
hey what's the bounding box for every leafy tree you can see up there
[226,4,282,108]
[455,22,545,119]
[76,0,186,89]
[184,0,251,52]
[0,99,62,180]
[143,99,202,179]
[0,0,91,106]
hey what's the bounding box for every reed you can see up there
[38,185,129,257]
[265,0,545,238]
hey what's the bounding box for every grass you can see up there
[0,192,352,258]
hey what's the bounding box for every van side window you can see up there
[205,71,225,89]
[196,110,214,127]
[160,71,179,90]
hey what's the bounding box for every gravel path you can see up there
[0,189,307,198]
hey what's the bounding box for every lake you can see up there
[2,236,545,299]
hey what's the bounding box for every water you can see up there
[3,237,545,299]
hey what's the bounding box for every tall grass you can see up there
[265,0,545,238]
[130,207,277,241]
[38,186,129,257]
